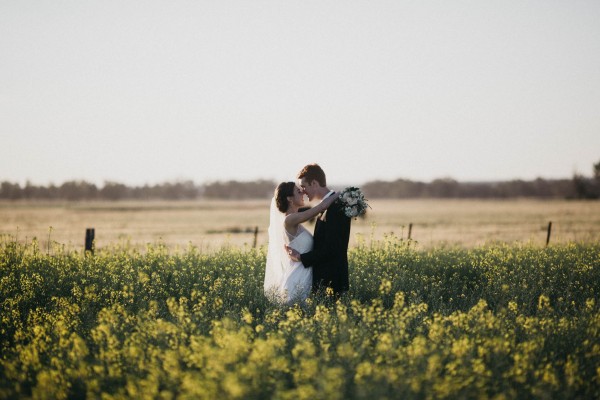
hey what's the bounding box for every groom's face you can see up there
[298,178,317,201]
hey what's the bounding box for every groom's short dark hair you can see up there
[297,164,326,187]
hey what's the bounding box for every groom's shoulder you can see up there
[329,198,345,213]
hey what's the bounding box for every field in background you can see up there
[1,199,599,251]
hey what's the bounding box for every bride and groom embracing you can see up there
[264,163,352,305]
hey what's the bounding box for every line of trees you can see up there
[0,179,276,201]
[1,161,598,201]
[362,177,580,199]
[0,180,199,201]
[364,161,599,199]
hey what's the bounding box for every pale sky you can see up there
[1,0,599,186]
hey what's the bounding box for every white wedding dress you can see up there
[264,198,313,305]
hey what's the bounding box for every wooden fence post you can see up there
[85,228,95,254]
[545,222,552,247]
[408,223,413,240]
[253,226,259,248]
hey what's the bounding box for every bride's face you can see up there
[290,185,305,208]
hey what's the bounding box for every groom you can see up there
[286,164,351,295]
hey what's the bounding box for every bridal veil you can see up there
[264,197,287,301]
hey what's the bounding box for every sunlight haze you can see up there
[2,0,599,186]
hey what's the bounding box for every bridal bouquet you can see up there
[338,187,370,218]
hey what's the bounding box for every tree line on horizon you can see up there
[0,180,276,201]
[1,164,599,201]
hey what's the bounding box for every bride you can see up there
[264,182,338,305]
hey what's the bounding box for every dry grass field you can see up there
[1,199,599,251]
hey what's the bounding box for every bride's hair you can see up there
[275,182,295,212]
[297,163,326,187]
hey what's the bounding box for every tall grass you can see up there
[1,237,598,399]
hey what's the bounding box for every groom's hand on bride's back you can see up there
[284,245,301,262]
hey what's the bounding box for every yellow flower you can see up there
[242,309,253,324]
[538,295,551,311]
[336,342,355,359]
[223,373,246,398]
[375,333,393,354]
[355,362,373,381]
[379,279,392,295]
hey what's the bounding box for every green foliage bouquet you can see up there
[339,186,370,218]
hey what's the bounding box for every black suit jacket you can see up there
[301,199,351,294]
